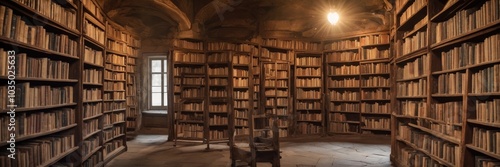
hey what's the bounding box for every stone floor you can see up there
[107,132,393,167]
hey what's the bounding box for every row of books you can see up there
[209,78,228,85]
[83,103,102,119]
[233,90,249,99]
[209,115,228,125]
[182,78,204,85]
[475,99,500,124]
[401,31,427,55]
[361,48,390,60]
[173,52,205,63]
[261,49,294,61]
[329,65,360,75]
[103,126,123,142]
[296,41,322,51]
[83,118,99,137]
[208,67,228,75]
[103,140,124,158]
[82,136,100,158]
[324,38,359,50]
[296,78,321,87]
[103,102,125,112]
[233,54,251,64]
[82,0,104,22]
[330,103,359,112]
[330,113,359,122]
[432,101,463,124]
[106,54,126,66]
[178,113,203,121]
[434,0,500,43]
[362,89,390,100]
[399,0,427,25]
[296,89,321,99]
[173,39,203,50]
[361,102,390,114]
[235,110,248,118]
[441,34,500,68]
[84,46,104,65]
[298,113,322,121]
[1,134,75,167]
[174,66,205,75]
[360,34,389,46]
[296,67,321,76]
[208,104,228,113]
[235,119,248,126]
[330,90,360,101]
[262,39,294,49]
[182,102,204,111]
[397,54,427,80]
[207,42,255,52]
[11,0,77,30]
[102,112,125,126]
[329,77,360,87]
[208,89,228,98]
[471,127,500,155]
[104,82,124,90]
[436,72,465,94]
[362,117,390,129]
[264,89,288,96]
[83,69,102,84]
[0,83,73,109]
[265,98,288,106]
[296,57,321,66]
[84,18,105,45]
[209,129,229,140]
[326,52,360,62]
[1,52,70,79]
[0,108,75,141]
[361,63,390,74]
[1,6,79,56]
[207,53,229,62]
[328,122,359,133]
[420,120,461,140]
[296,101,321,110]
[361,76,390,87]
[396,79,427,97]
[297,123,322,134]
[471,64,500,93]
[83,88,101,101]
[233,69,249,77]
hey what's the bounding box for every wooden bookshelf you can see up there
[262,61,290,138]
[391,0,500,166]
[294,51,324,135]
[0,0,140,166]
[230,50,253,139]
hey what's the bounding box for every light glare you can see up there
[327,12,339,25]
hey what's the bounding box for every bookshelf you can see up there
[172,40,207,146]
[294,52,324,135]
[324,36,362,134]
[206,47,231,144]
[391,0,500,166]
[231,50,253,137]
[0,0,139,166]
[262,61,290,138]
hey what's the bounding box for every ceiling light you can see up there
[327,12,339,25]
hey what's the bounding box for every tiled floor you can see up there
[107,133,393,167]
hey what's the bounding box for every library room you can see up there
[0,0,499,166]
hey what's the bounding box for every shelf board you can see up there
[104,134,126,143]
[468,92,500,97]
[328,131,359,135]
[83,99,103,103]
[297,120,322,123]
[0,124,77,147]
[396,96,427,99]
[296,108,322,111]
[360,112,391,116]
[431,67,467,75]
[361,43,390,48]
[209,124,229,127]
[360,73,391,76]
[396,75,427,82]
[178,120,204,124]
[0,77,78,83]
[82,146,103,162]
[84,36,105,49]
[83,114,103,121]
[83,82,103,86]
[420,117,462,127]
[396,0,415,16]
[392,114,419,119]
[466,144,500,160]
[83,129,101,140]
[330,100,360,103]
[467,59,500,70]
[103,146,127,164]
[361,86,391,89]
[328,74,361,77]
[84,62,105,68]
[324,48,359,52]
[398,47,428,61]
[329,121,360,124]
[295,86,321,89]
[361,99,391,101]
[467,119,500,128]
[106,49,128,56]
[296,75,322,78]
[408,123,460,145]
[361,128,391,131]
[39,146,79,167]
[1,103,77,113]
[328,86,360,89]
[329,111,360,114]
[431,94,463,98]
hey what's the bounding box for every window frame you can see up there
[148,56,168,110]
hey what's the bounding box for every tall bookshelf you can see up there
[206,44,231,144]
[0,0,139,165]
[391,0,500,166]
[262,61,290,138]
[82,0,106,165]
[231,50,253,137]
[0,0,80,165]
[324,37,362,134]
[171,40,206,145]
[294,50,324,135]
[126,36,140,136]
[359,33,392,134]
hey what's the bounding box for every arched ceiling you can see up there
[100,0,392,40]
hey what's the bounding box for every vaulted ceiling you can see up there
[99,0,393,40]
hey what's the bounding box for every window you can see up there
[150,58,168,109]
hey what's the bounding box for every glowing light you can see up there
[327,12,339,25]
